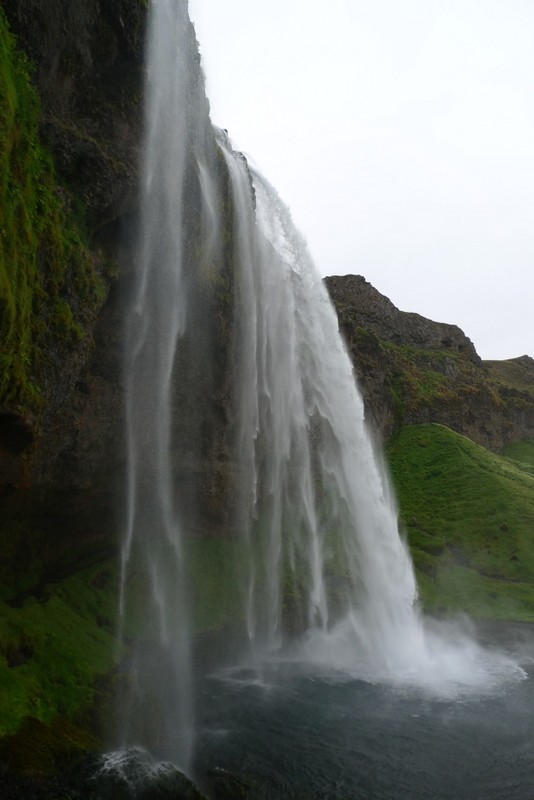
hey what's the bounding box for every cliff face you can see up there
[2,0,145,231]
[0,0,147,501]
[326,274,534,451]
[0,0,238,588]
[0,3,148,660]
[0,1,239,751]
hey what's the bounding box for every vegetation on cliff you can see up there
[0,560,117,738]
[0,9,104,412]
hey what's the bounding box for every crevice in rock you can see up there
[0,413,34,455]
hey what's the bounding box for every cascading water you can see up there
[216,146,524,696]
[116,0,524,777]
[119,0,198,771]
[221,136,423,666]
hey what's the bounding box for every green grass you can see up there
[500,439,534,475]
[387,424,534,619]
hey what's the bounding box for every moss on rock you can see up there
[0,8,105,413]
[0,559,119,737]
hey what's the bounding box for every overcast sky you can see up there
[188,0,534,360]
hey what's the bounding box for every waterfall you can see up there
[118,0,429,772]
[221,137,423,667]
[119,0,197,771]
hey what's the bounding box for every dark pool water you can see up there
[194,637,534,800]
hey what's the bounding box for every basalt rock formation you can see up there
[326,274,534,451]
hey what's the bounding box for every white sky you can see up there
[188,0,534,360]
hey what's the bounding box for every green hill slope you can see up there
[501,438,534,475]
[388,424,534,620]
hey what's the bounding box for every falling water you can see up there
[217,139,524,693]
[219,136,422,666]
[117,0,524,776]
[119,0,199,771]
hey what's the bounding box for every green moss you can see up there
[380,341,456,412]
[0,9,104,411]
[0,534,251,745]
[0,715,99,777]
[54,297,85,342]
[484,359,534,399]
[387,424,534,620]
[0,560,118,737]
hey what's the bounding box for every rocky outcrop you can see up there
[327,274,480,363]
[326,274,534,450]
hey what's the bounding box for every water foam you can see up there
[298,615,527,698]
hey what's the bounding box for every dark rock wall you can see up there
[0,1,148,560]
[0,0,147,496]
[2,0,146,231]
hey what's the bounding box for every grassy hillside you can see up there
[501,438,534,475]
[388,424,534,620]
